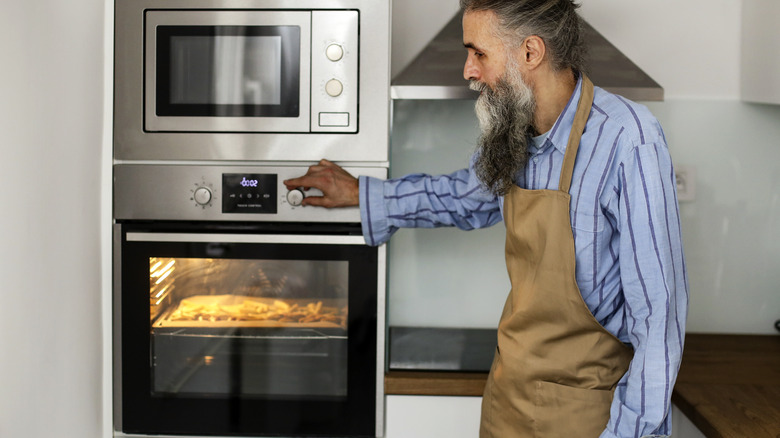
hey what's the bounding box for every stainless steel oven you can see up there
[113,165,387,437]
[114,0,390,162]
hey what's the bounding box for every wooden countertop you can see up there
[672,334,780,437]
[385,370,487,396]
[385,333,780,437]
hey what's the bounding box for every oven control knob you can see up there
[193,187,212,205]
[325,79,343,97]
[326,44,344,62]
[286,188,305,207]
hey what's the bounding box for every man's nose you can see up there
[463,55,479,81]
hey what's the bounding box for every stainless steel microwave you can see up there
[114,0,390,163]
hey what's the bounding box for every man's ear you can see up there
[521,35,546,70]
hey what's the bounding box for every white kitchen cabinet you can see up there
[672,405,708,438]
[741,0,780,104]
[385,395,481,438]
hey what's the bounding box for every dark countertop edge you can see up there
[385,370,487,396]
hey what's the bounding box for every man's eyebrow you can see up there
[464,42,480,51]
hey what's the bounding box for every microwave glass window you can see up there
[156,26,300,118]
[149,257,349,399]
[170,35,282,106]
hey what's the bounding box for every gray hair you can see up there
[460,0,587,74]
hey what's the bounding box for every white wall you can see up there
[0,0,105,437]
[645,99,780,333]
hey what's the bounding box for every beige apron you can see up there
[480,76,633,438]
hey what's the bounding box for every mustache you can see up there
[469,80,487,93]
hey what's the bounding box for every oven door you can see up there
[114,223,382,437]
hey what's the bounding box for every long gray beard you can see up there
[471,72,536,197]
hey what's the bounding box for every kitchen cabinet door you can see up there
[385,395,481,438]
[741,0,780,104]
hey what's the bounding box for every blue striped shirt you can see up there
[359,76,688,438]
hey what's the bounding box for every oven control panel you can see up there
[113,164,387,223]
[222,173,278,214]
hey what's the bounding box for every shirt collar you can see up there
[532,74,584,155]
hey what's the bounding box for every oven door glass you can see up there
[150,258,349,398]
[119,225,377,436]
[145,11,311,133]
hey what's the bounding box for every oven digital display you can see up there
[222,173,277,213]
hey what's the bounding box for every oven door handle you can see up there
[125,232,367,245]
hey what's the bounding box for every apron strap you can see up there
[558,74,594,194]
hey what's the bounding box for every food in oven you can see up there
[156,295,348,328]
[148,257,349,328]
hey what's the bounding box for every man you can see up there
[284,1,688,437]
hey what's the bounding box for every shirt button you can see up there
[533,157,539,163]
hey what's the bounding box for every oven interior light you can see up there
[151,259,176,285]
[152,284,175,306]
[155,267,174,284]
[155,284,171,299]
[151,259,175,277]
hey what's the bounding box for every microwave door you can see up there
[145,10,311,133]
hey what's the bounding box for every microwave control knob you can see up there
[325,79,343,97]
[286,188,305,206]
[193,186,212,205]
[326,44,344,62]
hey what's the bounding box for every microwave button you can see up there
[319,112,350,127]
[325,79,344,97]
[326,44,344,62]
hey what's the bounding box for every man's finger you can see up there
[301,195,326,207]
[284,164,328,186]
[283,176,306,189]
[318,158,336,167]
[284,172,319,188]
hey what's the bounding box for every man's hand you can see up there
[283,159,359,208]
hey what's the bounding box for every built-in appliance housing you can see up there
[112,0,391,436]
[114,0,390,163]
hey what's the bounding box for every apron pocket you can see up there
[533,380,614,438]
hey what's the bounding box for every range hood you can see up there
[391,12,663,101]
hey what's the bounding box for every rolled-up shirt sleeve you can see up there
[358,159,502,246]
[601,142,688,438]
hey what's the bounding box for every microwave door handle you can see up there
[125,232,366,246]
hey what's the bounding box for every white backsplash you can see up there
[387,98,780,334]
[646,99,780,334]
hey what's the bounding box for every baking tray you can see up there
[153,295,348,329]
